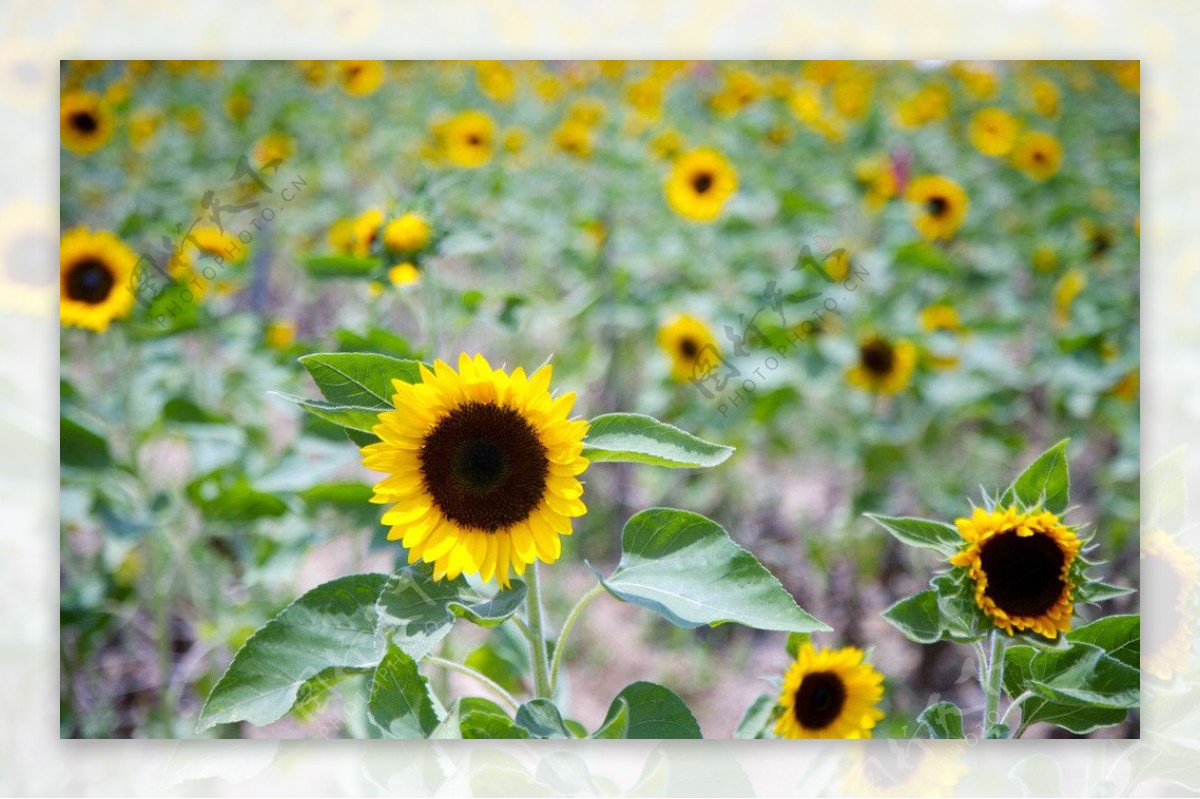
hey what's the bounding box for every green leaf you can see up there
[916,702,965,739]
[61,414,112,470]
[1066,614,1139,669]
[514,699,573,739]
[461,712,531,739]
[893,241,958,274]
[367,642,442,739]
[734,693,776,739]
[785,632,810,659]
[1028,642,1139,709]
[375,565,527,661]
[198,573,389,731]
[1001,439,1070,513]
[300,482,375,507]
[273,392,383,435]
[594,508,828,633]
[303,254,382,278]
[582,414,734,468]
[882,590,942,644]
[188,477,289,523]
[1075,580,1136,605]
[591,698,630,739]
[600,682,701,739]
[1004,647,1130,734]
[866,514,962,557]
[429,697,511,740]
[299,352,424,409]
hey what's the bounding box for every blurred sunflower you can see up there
[351,208,384,258]
[338,60,385,96]
[1052,268,1086,327]
[649,128,685,161]
[251,132,295,167]
[552,119,594,159]
[361,354,589,587]
[383,212,432,253]
[950,506,1082,639]
[664,147,737,223]
[830,67,874,121]
[847,335,917,395]
[297,60,330,88]
[265,320,295,350]
[905,175,968,241]
[1032,244,1058,273]
[475,61,516,103]
[709,67,762,116]
[190,226,245,264]
[1011,131,1063,181]
[225,88,252,122]
[774,643,885,739]
[1028,76,1061,118]
[1109,368,1139,402]
[388,262,420,286]
[1141,529,1198,680]
[657,314,719,382]
[60,90,113,154]
[59,226,137,333]
[128,107,163,151]
[968,108,1019,157]
[918,303,962,333]
[854,156,897,212]
[444,110,496,169]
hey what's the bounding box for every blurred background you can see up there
[57,60,1139,740]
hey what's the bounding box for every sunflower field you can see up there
[59,60,1140,741]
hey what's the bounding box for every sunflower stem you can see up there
[424,655,520,714]
[524,562,553,699]
[549,582,605,695]
[983,631,1007,737]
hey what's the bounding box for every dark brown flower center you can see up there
[467,133,483,147]
[1141,551,1185,657]
[679,336,699,359]
[979,531,1067,618]
[925,195,949,217]
[691,170,714,195]
[419,401,549,532]
[64,256,115,304]
[860,338,895,376]
[793,671,847,730]
[70,110,99,134]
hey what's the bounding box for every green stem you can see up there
[999,689,1033,730]
[983,631,1007,737]
[424,655,520,714]
[549,582,605,694]
[523,562,553,699]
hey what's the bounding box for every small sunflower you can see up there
[388,262,420,287]
[338,60,385,97]
[444,110,497,169]
[1011,131,1063,181]
[968,107,1019,157]
[59,226,137,333]
[60,90,113,155]
[1141,529,1198,680]
[664,148,738,223]
[905,176,968,241]
[383,213,432,254]
[918,303,962,333]
[552,119,594,159]
[1052,268,1086,328]
[350,208,384,258]
[657,315,719,382]
[265,320,295,350]
[847,335,917,395]
[949,506,1083,639]
[361,354,589,587]
[774,643,885,739]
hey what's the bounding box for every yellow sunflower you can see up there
[383,212,432,254]
[361,354,589,587]
[552,119,594,159]
[949,506,1082,639]
[338,60,385,97]
[968,107,1019,157]
[1011,131,1063,181]
[1141,529,1198,680]
[657,315,719,382]
[905,176,969,241]
[664,148,737,223]
[774,643,885,739]
[918,303,962,333]
[847,335,917,395]
[189,226,246,264]
[388,262,420,286]
[1052,268,1086,327]
[60,90,113,155]
[59,226,138,333]
[350,208,384,258]
[265,320,295,350]
[444,110,497,169]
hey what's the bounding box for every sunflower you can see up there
[60,90,113,154]
[1052,268,1086,327]
[664,148,737,223]
[552,119,594,158]
[189,226,246,264]
[388,262,420,286]
[968,108,1019,157]
[361,354,589,587]
[225,88,252,122]
[847,335,917,395]
[59,226,137,333]
[905,176,968,241]
[128,107,163,151]
[649,128,685,161]
[774,643,885,739]
[251,132,295,167]
[444,110,496,169]
[265,320,295,350]
[383,212,432,253]
[350,208,384,258]
[1011,131,1063,181]
[338,60,385,97]
[949,506,1083,639]
[1141,529,1198,680]
[1028,76,1062,118]
[657,315,719,382]
[918,303,962,333]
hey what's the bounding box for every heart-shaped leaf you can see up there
[368,641,442,739]
[582,413,733,468]
[600,682,701,739]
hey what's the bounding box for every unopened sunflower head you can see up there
[361,353,589,588]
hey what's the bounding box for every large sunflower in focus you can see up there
[60,90,113,154]
[847,335,917,395]
[905,176,968,241]
[774,643,885,739]
[361,354,589,587]
[950,506,1082,639]
[664,148,737,223]
[59,226,137,333]
[657,314,719,382]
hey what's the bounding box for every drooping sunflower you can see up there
[967,107,1019,157]
[657,314,719,382]
[361,354,589,587]
[59,226,137,333]
[444,110,497,169]
[664,148,738,223]
[1141,529,1198,680]
[949,506,1083,639]
[774,643,885,739]
[383,212,432,254]
[338,60,385,97]
[1011,131,1063,181]
[60,90,113,154]
[846,335,917,395]
[905,175,968,241]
